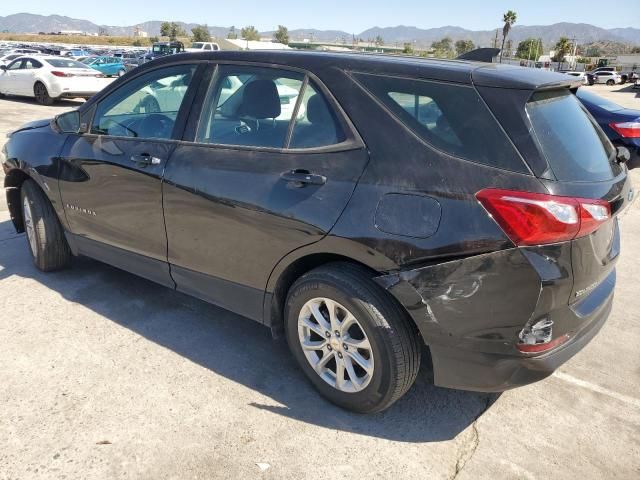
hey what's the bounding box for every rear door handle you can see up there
[280,169,327,187]
[130,153,162,167]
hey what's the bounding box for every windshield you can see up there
[576,89,623,113]
[152,44,180,54]
[527,90,617,182]
[46,59,92,69]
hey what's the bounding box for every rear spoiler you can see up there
[456,48,500,63]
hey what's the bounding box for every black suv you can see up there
[2,51,632,413]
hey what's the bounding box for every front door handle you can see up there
[280,169,327,187]
[130,153,162,167]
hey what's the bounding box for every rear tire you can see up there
[285,263,420,413]
[34,82,54,105]
[20,180,72,271]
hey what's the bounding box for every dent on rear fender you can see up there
[374,249,543,346]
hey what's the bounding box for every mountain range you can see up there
[1,13,639,48]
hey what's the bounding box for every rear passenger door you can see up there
[162,64,369,321]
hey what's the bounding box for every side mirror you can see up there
[616,145,631,164]
[54,110,81,134]
[0,65,6,71]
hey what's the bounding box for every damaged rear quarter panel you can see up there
[375,248,543,353]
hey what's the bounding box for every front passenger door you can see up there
[58,63,201,286]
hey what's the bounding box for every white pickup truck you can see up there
[186,42,220,52]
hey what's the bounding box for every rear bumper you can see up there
[428,283,612,391]
[374,248,616,392]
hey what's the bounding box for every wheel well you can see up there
[4,169,30,233]
[268,254,377,337]
[268,252,427,362]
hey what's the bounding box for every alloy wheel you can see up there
[297,297,374,393]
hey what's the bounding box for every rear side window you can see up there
[527,90,617,182]
[196,66,346,149]
[354,73,526,172]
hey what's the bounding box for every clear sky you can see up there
[2,0,638,33]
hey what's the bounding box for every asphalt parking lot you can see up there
[0,85,639,479]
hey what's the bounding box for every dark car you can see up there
[2,51,633,413]
[139,41,185,63]
[577,88,640,169]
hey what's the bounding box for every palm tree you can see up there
[553,37,572,71]
[500,10,517,63]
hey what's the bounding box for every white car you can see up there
[0,56,112,105]
[593,71,622,86]
[564,71,588,84]
[186,42,220,52]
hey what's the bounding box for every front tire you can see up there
[117,69,126,77]
[20,180,72,271]
[34,82,54,105]
[606,79,615,86]
[285,263,420,413]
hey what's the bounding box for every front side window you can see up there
[196,66,345,149]
[6,60,23,70]
[91,64,196,139]
[353,72,526,172]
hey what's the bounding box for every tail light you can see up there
[476,189,611,246]
[51,70,74,77]
[609,120,640,138]
[517,318,569,354]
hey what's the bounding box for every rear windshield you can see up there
[353,73,527,172]
[527,90,617,182]
[46,59,91,69]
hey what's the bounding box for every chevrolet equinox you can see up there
[2,51,633,413]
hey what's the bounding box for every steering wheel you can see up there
[137,114,174,139]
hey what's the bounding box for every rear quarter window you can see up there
[353,72,527,173]
[527,90,618,182]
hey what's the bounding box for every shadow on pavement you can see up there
[0,219,499,443]
[0,96,85,108]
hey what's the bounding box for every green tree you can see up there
[500,10,517,62]
[454,39,474,56]
[431,37,453,58]
[274,25,289,44]
[402,42,414,54]
[227,26,238,39]
[552,36,572,70]
[160,22,171,37]
[191,25,211,42]
[375,35,384,46]
[149,36,159,43]
[632,46,640,54]
[241,25,260,41]
[516,38,543,60]
[160,22,185,40]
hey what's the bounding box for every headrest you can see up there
[238,79,281,119]
[307,94,332,125]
